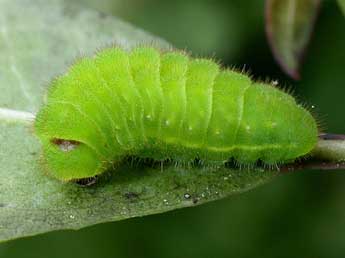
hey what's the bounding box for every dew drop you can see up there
[184,193,191,199]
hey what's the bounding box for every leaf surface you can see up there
[0,0,277,242]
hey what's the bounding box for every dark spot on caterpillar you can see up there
[74,176,98,187]
[224,158,267,169]
[191,158,203,167]
[255,159,265,168]
[224,158,237,169]
[125,156,172,169]
[51,138,80,152]
[0,203,6,208]
[124,192,140,200]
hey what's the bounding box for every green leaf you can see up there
[265,0,321,79]
[0,0,277,242]
[338,0,345,15]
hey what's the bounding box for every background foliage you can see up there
[1,0,345,257]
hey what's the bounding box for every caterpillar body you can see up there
[35,47,318,181]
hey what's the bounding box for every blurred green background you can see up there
[1,0,344,257]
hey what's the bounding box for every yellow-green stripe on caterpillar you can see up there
[35,47,318,181]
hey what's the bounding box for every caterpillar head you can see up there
[35,101,104,181]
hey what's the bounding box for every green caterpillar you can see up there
[35,47,318,181]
